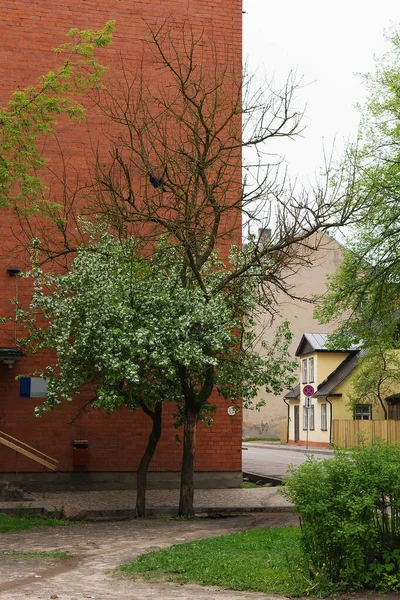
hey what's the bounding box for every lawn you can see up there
[0,512,72,533]
[119,526,311,597]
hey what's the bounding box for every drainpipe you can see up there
[326,396,333,446]
[283,398,290,443]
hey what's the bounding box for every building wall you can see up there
[311,352,350,386]
[296,398,331,446]
[243,234,343,439]
[0,1,243,484]
[0,361,242,477]
[289,399,331,447]
[331,379,386,421]
[288,350,349,447]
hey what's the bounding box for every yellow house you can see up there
[285,333,387,448]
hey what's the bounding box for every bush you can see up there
[282,441,400,591]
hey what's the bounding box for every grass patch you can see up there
[0,550,70,560]
[119,526,311,597]
[242,481,260,488]
[0,512,72,533]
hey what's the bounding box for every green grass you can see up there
[242,481,260,488]
[0,512,72,533]
[0,550,70,560]
[119,527,310,597]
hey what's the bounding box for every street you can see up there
[242,444,332,478]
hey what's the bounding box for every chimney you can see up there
[258,228,271,249]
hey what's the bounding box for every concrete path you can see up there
[0,487,293,519]
[0,513,299,600]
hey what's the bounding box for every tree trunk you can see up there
[136,402,162,518]
[377,388,388,419]
[178,402,198,516]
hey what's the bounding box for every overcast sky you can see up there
[243,0,400,184]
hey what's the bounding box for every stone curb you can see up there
[242,471,282,486]
[242,443,334,456]
[85,506,295,520]
[0,507,45,517]
[0,505,295,521]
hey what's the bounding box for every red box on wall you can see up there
[73,440,89,467]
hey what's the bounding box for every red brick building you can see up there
[0,1,243,490]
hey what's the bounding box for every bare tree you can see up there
[14,20,366,516]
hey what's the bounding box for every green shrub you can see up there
[282,441,400,591]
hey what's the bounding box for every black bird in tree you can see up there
[149,167,167,190]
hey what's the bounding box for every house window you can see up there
[302,359,307,384]
[321,403,327,430]
[309,357,314,383]
[303,405,308,430]
[309,405,315,430]
[354,404,372,420]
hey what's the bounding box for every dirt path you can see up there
[0,513,298,600]
[0,513,398,600]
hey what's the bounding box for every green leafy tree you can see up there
[0,21,114,213]
[348,348,400,419]
[316,29,400,402]
[17,230,297,516]
[316,28,400,332]
[315,239,400,355]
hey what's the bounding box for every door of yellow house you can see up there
[294,406,300,442]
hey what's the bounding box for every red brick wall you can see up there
[0,365,242,474]
[0,0,242,475]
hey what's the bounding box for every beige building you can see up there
[243,234,343,439]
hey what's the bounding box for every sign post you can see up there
[302,385,315,450]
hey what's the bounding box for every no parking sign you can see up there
[303,385,314,409]
[303,384,314,397]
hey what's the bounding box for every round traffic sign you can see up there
[303,384,315,397]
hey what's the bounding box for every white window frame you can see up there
[309,357,314,383]
[321,403,327,431]
[303,405,308,430]
[309,405,315,430]
[302,359,308,384]
[354,404,372,420]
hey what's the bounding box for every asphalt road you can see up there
[242,444,331,478]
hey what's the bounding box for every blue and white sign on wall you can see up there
[20,377,48,398]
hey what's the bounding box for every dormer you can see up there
[295,333,357,389]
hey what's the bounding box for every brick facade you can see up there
[0,1,243,485]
